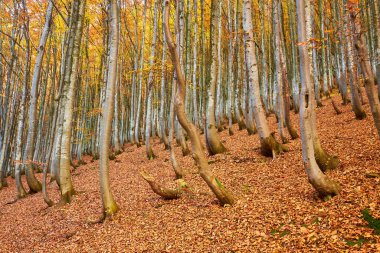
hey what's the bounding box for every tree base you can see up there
[103,201,118,220]
[140,171,186,200]
[146,148,156,160]
[314,146,339,172]
[354,109,367,120]
[60,189,76,204]
[246,127,257,135]
[238,121,246,130]
[260,134,288,157]
[309,176,340,199]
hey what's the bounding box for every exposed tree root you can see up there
[140,171,187,200]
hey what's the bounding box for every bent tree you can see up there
[99,0,119,218]
[164,0,235,206]
[24,1,54,193]
[242,0,286,157]
[296,0,340,198]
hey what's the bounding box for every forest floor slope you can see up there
[0,96,379,252]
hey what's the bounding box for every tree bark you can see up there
[164,0,235,206]
[24,1,54,193]
[296,0,340,198]
[60,0,86,203]
[205,0,227,155]
[99,0,119,218]
[242,0,286,157]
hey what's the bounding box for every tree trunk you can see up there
[99,0,119,218]
[350,3,380,138]
[242,0,286,157]
[24,1,54,193]
[205,0,227,155]
[60,0,86,203]
[14,0,30,198]
[296,0,340,199]
[145,0,158,160]
[164,0,235,206]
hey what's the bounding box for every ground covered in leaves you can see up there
[0,96,379,252]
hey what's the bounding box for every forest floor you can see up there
[0,94,379,252]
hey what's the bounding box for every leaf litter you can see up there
[0,96,379,252]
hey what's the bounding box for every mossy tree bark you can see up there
[304,0,339,171]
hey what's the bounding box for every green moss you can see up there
[314,147,339,172]
[215,177,225,190]
[362,209,380,234]
[345,236,367,247]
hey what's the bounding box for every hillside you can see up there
[0,96,379,252]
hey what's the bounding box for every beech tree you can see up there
[205,0,227,156]
[23,0,54,193]
[296,0,340,198]
[99,0,119,218]
[1,0,379,216]
[164,0,235,206]
[242,0,286,157]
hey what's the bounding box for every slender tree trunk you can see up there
[304,0,340,172]
[24,1,54,193]
[345,1,367,120]
[192,0,199,129]
[99,0,119,218]
[242,0,286,157]
[227,0,234,136]
[60,0,86,203]
[205,0,227,155]
[159,1,169,150]
[14,0,30,198]
[296,0,340,198]
[145,0,158,159]
[350,3,380,138]
[134,0,148,147]
[169,72,184,179]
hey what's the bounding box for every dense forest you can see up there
[0,0,379,251]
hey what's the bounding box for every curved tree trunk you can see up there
[350,4,380,138]
[99,0,119,218]
[304,0,339,172]
[164,0,235,206]
[169,72,184,179]
[296,0,340,199]
[14,0,30,198]
[24,1,54,193]
[345,6,366,120]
